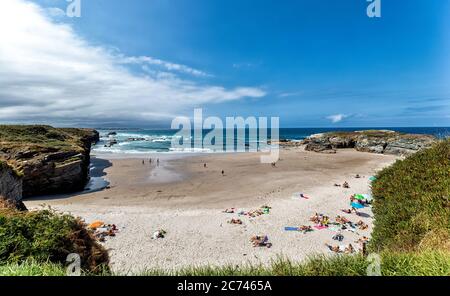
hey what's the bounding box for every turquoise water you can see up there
[93,127,450,154]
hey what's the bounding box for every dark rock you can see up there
[302,130,437,156]
[0,162,26,210]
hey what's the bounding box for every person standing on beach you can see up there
[157,159,160,167]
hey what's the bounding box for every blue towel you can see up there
[351,202,365,209]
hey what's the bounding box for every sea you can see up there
[92,127,450,155]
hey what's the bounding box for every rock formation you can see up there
[302,130,437,156]
[0,125,99,197]
[0,161,26,210]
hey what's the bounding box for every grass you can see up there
[0,207,109,273]
[370,139,450,252]
[1,251,448,276]
[0,260,66,276]
[0,125,97,154]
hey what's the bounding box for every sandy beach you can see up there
[25,146,398,274]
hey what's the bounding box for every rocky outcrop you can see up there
[0,162,25,210]
[302,130,437,156]
[0,126,99,197]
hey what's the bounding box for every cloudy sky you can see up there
[0,0,449,127]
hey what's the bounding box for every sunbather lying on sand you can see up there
[345,244,355,254]
[356,236,370,244]
[223,208,235,214]
[310,213,329,226]
[228,218,243,225]
[357,220,369,230]
[326,243,355,254]
[335,215,350,224]
[299,225,313,233]
[250,235,272,248]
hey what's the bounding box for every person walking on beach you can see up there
[204,163,207,168]
[221,170,225,176]
[157,159,160,167]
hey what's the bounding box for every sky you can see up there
[0,0,449,128]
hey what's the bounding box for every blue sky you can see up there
[1,0,449,127]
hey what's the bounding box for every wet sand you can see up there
[25,146,398,274]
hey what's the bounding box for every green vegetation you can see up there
[0,260,66,276]
[1,252,448,276]
[141,251,449,276]
[0,207,109,273]
[326,130,400,138]
[370,139,450,252]
[0,125,96,154]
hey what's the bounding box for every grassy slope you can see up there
[0,125,94,153]
[370,139,450,252]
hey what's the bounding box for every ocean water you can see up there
[92,127,450,154]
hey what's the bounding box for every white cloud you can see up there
[327,114,347,123]
[0,0,266,125]
[119,56,210,77]
[278,91,303,98]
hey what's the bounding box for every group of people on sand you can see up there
[142,158,160,166]
[310,213,330,227]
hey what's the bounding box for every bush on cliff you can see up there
[370,139,450,252]
[0,206,109,273]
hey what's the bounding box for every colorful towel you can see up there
[351,202,365,209]
[314,225,328,230]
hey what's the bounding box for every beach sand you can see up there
[25,146,398,274]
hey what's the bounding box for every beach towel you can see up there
[351,202,365,209]
[354,194,365,200]
[314,225,328,230]
[284,227,299,231]
[88,221,105,229]
[328,225,342,232]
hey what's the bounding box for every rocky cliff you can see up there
[0,161,25,210]
[302,130,437,156]
[0,125,99,197]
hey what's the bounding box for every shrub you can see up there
[370,139,450,252]
[0,207,109,273]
